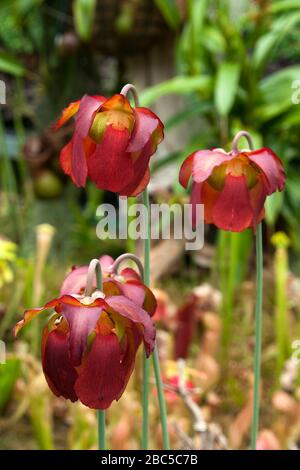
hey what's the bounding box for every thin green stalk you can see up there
[98,410,106,450]
[142,188,170,450]
[251,223,263,450]
[85,259,105,450]
[152,348,170,449]
[142,188,150,449]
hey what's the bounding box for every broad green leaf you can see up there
[73,0,97,42]
[165,101,211,130]
[270,0,300,13]
[257,65,300,121]
[280,108,300,128]
[154,0,181,29]
[0,358,21,413]
[214,62,240,116]
[0,51,25,76]
[201,26,226,54]
[253,12,300,68]
[189,0,207,50]
[139,76,211,106]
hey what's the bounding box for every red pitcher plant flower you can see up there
[179,131,285,232]
[55,84,164,196]
[14,255,156,409]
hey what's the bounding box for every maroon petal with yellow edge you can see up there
[14,295,106,336]
[212,175,254,231]
[42,318,78,402]
[106,295,155,356]
[13,298,60,336]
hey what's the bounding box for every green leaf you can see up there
[0,51,25,76]
[73,0,97,42]
[139,75,211,106]
[270,0,300,14]
[154,0,181,29]
[201,26,226,54]
[253,12,300,69]
[165,101,211,130]
[214,62,240,116]
[257,65,300,121]
[0,358,21,413]
[265,191,284,226]
[189,0,207,51]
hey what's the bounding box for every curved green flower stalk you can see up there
[84,259,105,450]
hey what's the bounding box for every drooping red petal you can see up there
[179,153,194,188]
[60,140,72,177]
[68,95,104,187]
[201,181,220,224]
[127,108,163,153]
[249,174,268,228]
[190,182,203,228]
[87,126,134,192]
[114,280,156,316]
[60,303,104,366]
[75,95,103,138]
[192,150,232,184]
[14,298,60,336]
[116,324,143,398]
[119,166,150,197]
[42,323,78,402]
[106,296,155,356]
[212,175,254,232]
[70,131,88,187]
[54,100,80,130]
[75,333,129,409]
[247,148,285,195]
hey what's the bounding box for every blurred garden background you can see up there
[1,0,300,450]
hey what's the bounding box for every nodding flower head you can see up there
[179,131,285,232]
[14,254,156,410]
[55,85,163,196]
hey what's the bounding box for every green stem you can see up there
[152,348,170,449]
[142,188,170,450]
[98,410,106,450]
[251,223,263,450]
[85,259,105,450]
[142,188,150,449]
